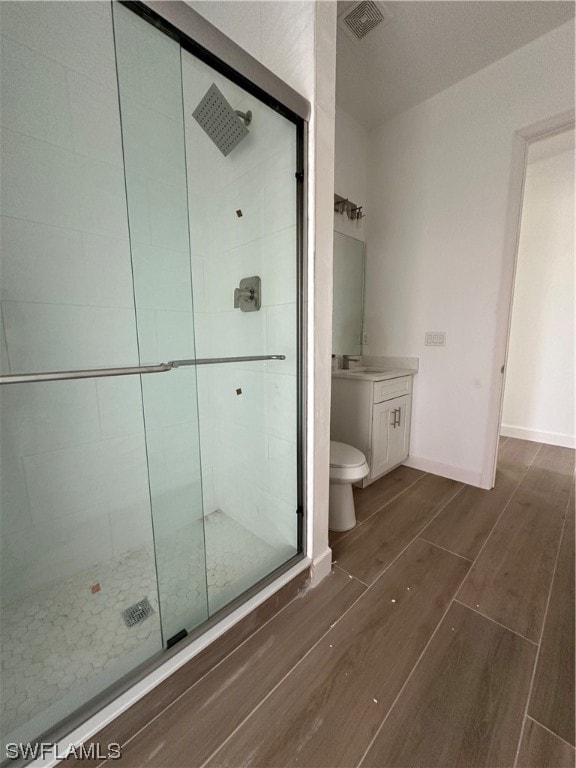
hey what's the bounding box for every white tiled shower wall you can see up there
[0,1,154,606]
[182,53,299,549]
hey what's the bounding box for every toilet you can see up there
[329,441,369,532]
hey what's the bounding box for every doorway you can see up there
[500,128,575,453]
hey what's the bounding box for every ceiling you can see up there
[336,1,575,128]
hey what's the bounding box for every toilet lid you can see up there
[330,441,367,468]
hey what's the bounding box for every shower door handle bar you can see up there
[0,363,173,385]
[171,355,285,367]
[0,355,286,385]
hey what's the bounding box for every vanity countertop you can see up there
[332,367,417,382]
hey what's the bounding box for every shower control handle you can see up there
[234,287,255,307]
[234,276,261,312]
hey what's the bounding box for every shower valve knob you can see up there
[234,276,261,312]
[234,287,254,305]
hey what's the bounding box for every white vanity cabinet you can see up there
[331,372,414,487]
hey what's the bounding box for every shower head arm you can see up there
[235,109,252,127]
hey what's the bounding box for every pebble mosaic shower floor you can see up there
[1,511,292,742]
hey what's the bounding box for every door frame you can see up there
[482,108,575,489]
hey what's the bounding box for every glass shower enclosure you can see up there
[0,0,304,753]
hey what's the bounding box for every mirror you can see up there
[332,232,365,355]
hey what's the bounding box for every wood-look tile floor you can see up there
[93,438,574,768]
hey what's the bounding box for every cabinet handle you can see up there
[390,410,397,428]
[396,408,401,427]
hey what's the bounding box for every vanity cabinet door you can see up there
[371,395,411,478]
[391,394,411,466]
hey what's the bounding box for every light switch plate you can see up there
[425,331,446,346]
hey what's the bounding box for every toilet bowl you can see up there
[329,441,369,532]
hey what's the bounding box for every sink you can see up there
[332,366,417,381]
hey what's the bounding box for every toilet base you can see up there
[329,482,356,532]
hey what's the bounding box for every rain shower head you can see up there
[192,83,251,157]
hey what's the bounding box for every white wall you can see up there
[502,143,575,447]
[186,1,315,98]
[365,21,575,487]
[334,106,368,241]
[311,1,337,583]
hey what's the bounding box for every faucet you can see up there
[342,355,360,370]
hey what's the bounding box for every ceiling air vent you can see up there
[339,1,391,42]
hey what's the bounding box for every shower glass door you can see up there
[180,30,301,616]
[113,4,209,644]
[113,2,300,623]
[0,0,301,754]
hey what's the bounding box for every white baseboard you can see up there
[310,546,332,586]
[403,456,483,488]
[500,425,576,449]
